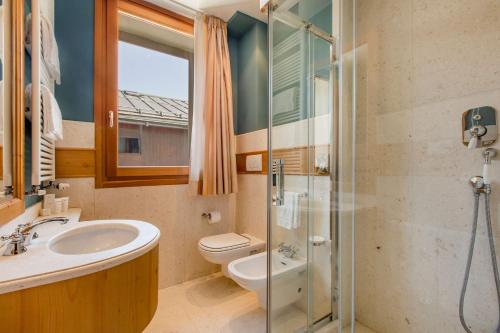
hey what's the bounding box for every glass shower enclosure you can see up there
[267,0,356,332]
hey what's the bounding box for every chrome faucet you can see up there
[277,242,299,259]
[0,226,28,256]
[0,217,69,256]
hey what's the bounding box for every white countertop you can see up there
[0,209,160,294]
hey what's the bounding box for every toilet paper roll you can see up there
[208,211,221,224]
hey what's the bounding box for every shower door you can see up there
[267,0,356,332]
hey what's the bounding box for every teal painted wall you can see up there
[54,0,94,122]
[228,37,239,131]
[228,12,268,135]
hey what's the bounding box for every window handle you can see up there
[108,110,114,128]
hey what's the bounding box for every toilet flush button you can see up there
[246,154,263,172]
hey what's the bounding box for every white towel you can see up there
[25,13,61,85]
[277,191,301,230]
[25,83,63,140]
[41,85,63,140]
[273,88,296,115]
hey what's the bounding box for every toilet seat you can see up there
[199,233,250,252]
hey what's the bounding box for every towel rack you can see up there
[272,30,306,126]
[30,0,56,186]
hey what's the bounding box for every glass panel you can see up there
[269,11,309,332]
[268,0,343,331]
[309,34,335,325]
[117,12,193,167]
[337,0,356,331]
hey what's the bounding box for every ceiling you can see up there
[147,0,267,23]
[120,13,194,51]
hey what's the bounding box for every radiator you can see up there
[272,29,306,126]
[30,0,56,186]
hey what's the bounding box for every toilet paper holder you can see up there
[201,211,221,224]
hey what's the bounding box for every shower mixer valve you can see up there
[462,106,497,149]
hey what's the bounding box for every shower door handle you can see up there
[273,159,285,206]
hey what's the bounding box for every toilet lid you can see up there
[199,233,250,252]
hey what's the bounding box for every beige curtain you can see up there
[200,16,237,195]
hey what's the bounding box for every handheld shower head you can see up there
[482,148,497,185]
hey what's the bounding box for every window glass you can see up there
[119,137,141,154]
[118,12,193,167]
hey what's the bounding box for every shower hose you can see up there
[459,191,500,333]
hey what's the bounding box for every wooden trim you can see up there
[116,166,189,177]
[0,146,3,179]
[94,0,107,188]
[0,0,26,225]
[236,146,331,176]
[94,0,193,188]
[118,0,194,36]
[0,246,159,333]
[100,176,188,188]
[0,199,25,224]
[105,0,119,177]
[12,0,24,202]
[236,151,268,175]
[55,148,96,178]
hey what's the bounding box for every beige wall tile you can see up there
[47,177,96,220]
[235,174,267,241]
[56,120,95,149]
[236,129,267,154]
[93,185,236,289]
[356,0,500,331]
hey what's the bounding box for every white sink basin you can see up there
[49,223,139,255]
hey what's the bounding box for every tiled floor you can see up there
[144,273,376,333]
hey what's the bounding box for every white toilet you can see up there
[198,233,265,277]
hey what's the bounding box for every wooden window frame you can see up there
[94,0,194,188]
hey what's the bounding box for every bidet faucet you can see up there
[277,242,299,259]
[0,217,69,256]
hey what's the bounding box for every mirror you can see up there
[0,0,25,224]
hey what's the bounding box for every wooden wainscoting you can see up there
[236,145,330,176]
[0,246,159,333]
[236,150,268,175]
[57,146,329,178]
[55,148,96,178]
